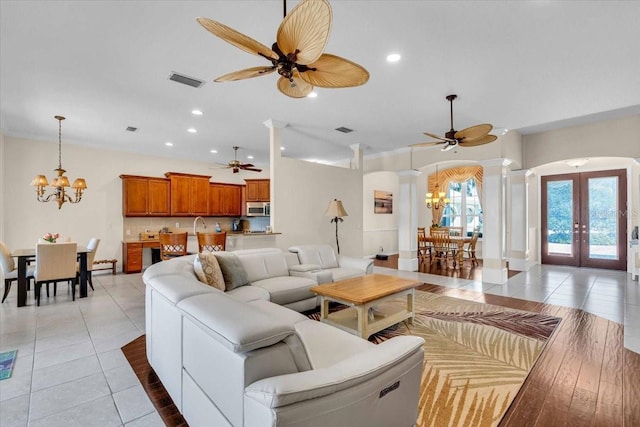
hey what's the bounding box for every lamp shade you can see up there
[325,199,348,218]
[72,178,87,190]
[54,176,70,187]
[31,175,49,187]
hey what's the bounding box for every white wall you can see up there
[271,156,364,257]
[363,171,399,256]
[0,134,268,264]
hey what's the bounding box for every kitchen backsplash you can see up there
[123,216,271,240]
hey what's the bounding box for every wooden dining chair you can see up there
[159,232,188,260]
[430,229,453,269]
[417,227,430,262]
[34,242,78,306]
[197,232,226,253]
[447,226,464,237]
[1,241,35,303]
[463,229,481,266]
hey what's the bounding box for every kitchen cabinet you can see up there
[120,175,170,217]
[122,242,143,273]
[209,183,242,216]
[165,172,210,216]
[245,179,270,202]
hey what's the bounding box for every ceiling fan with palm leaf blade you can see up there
[411,94,497,151]
[214,146,262,173]
[196,0,369,98]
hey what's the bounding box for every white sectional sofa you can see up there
[288,244,374,281]
[143,253,424,427]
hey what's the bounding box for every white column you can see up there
[396,170,421,271]
[507,169,534,271]
[263,119,287,231]
[349,143,363,170]
[479,159,511,284]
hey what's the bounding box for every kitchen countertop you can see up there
[124,232,281,243]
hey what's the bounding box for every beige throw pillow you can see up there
[194,252,226,291]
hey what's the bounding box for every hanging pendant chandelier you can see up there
[425,164,450,210]
[30,115,87,209]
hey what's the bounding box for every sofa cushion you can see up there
[214,252,250,291]
[194,253,226,291]
[289,245,339,269]
[226,285,270,303]
[177,293,294,353]
[238,252,290,283]
[326,267,365,282]
[251,276,317,306]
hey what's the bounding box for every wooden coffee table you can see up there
[310,274,418,339]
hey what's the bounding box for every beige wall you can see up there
[523,115,640,168]
[271,156,363,257]
[0,134,269,264]
[363,171,400,256]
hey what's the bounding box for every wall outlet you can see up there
[175,222,180,228]
[126,229,131,236]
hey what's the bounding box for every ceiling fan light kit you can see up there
[196,0,369,98]
[412,94,498,151]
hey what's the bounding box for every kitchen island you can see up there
[121,232,281,273]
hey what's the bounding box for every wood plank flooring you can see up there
[123,281,640,427]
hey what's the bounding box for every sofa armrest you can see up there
[337,255,374,274]
[289,269,333,284]
[244,335,424,408]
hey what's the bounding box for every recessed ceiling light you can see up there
[247,155,254,160]
[386,53,401,63]
[307,92,318,98]
[165,142,173,147]
[187,128,197,133]
[191,109,203,116]
[280,146,285,151]
[210,149,218,154]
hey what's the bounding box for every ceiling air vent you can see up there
[168,71,205,88]
[126,126,138,132]
[335,126,354,134]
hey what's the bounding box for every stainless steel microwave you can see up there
[246,202,270,216]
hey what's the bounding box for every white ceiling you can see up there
[1,1,639,168]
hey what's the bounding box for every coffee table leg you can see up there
[407,289,415,325]
[320,297,329,321]
[357,305,367,338]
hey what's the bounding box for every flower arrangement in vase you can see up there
[43,233,59,243]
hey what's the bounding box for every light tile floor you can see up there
[1,264,638,426]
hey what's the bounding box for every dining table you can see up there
[12,246,89,307]
[420,235,472,266]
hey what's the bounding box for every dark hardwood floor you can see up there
[124,267,640,426]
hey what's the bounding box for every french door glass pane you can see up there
[547,180,573,255]
[588,177,618,260]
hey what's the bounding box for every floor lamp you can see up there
[325,199,348,254]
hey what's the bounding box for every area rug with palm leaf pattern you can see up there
[306,290,561,427]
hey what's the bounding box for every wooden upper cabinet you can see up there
[245,179,270,202]
[165,172,210,216]
[209,183,242,216]
[120,175,170,217]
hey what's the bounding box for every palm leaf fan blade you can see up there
[458,134,498,147]
[276,0,332,65]
[299,53,369,88]
[423,132,453,142]
[196,17,278,60]
[454,123,493,141]
[277,73,313,98]
[214,66,276,82]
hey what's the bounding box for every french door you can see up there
[541,169,627,270]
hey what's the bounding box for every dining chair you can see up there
[34,242,78,306]
[77,237,100,290]
[197,232,226,253]
[417,227,431,262]
[447,226,464,237]
[159,232,188,260]
[1,241,35,303]
[463,229,481,266]
[430,229,453,269]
